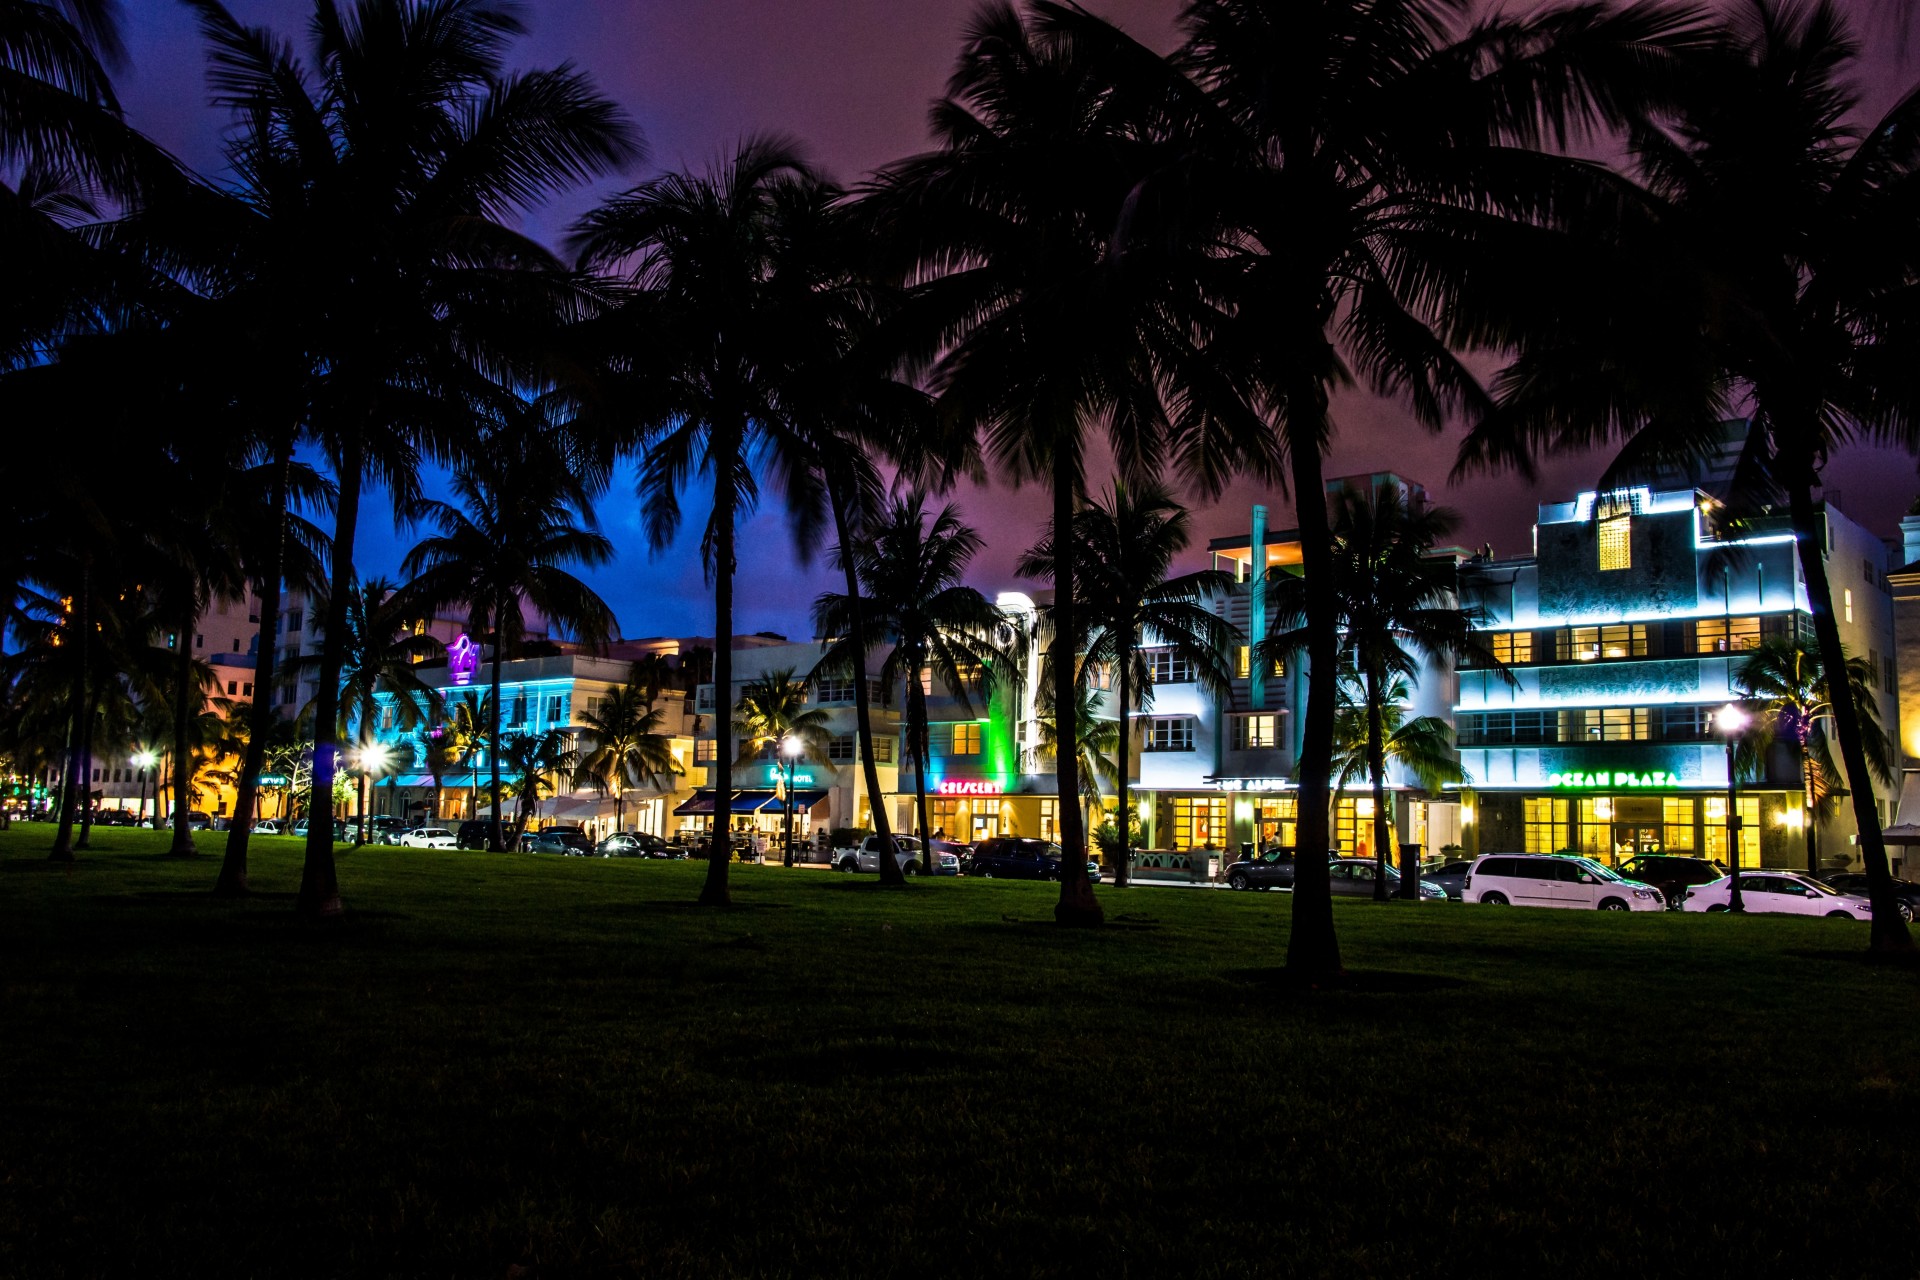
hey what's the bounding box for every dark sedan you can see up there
[964,836,1102,882]
[524,828,594,856]
[1423,860,1474,900]
[1328,857,1447,899]
[597,831,690,859]
[1615,854,1728,909]
[1817,872,1919,922]
[1225,849,1296,891]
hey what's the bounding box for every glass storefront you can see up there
[1484,791,1771,865]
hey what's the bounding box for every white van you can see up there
[1465,853,1664,911]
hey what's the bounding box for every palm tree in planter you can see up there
[1328,667,1466,890]
[1026,480,1237,887]
[499,727,578,845]
[1263,488,1498,900]
[1457,1,1920,951]
[1735,635,1891,875]
[576,669,682,836]
[403,437,614,853]
[816,495,1011,884]
[1035,666,1121,843]
[731,669,833,866]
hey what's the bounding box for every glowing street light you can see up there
[779,734,802,868]
[353,743,394,846]
[132,749,158,827]
[1717,703,1751,913]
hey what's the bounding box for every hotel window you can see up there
[242,683,253,697]
[227,681,238,695]
[1146,648,1195,685]
[1145,717,1195,752]
[1560,624,1647,661]
[546,695,563,723]
[1258,797,1297,849]
[1597,505,1632,571]
[1039,798,1059,841]
[873,737,894,764]
[509,696,526,726]
[1236,647,1283,679]
[1524,797,1571,853]
[1844,589,1854,623]
[1662,797,1696,851]
[379,705,396,731]
[1584,707,1652,742]
[1694,616,1761,653]
[814,673,857,703]
[1703,796,1760,865]
[828,734,856,762]
[286,610,302,633]
[1172,796,1228,850]
[694,738,716,763]
[952,723,982,755]
[1486,631,1532,664]
[195,633,204,649]
[1232,713,1278,750]
[1659,706,1712,740]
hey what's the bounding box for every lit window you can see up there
[1695,617,1762,653]
[694,739,716,763]
[874,737,894,764]
[1237,646,1250,679]
[1232,714,1278,750]
[952,723,981,755]
[1487,631,1532,664]
[1598,510,1631,571]
[1146,717,1195,752]
[1844,589,1854,623]
[1146,649,1195,685]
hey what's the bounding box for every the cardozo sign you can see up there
[1546,769,1680,789]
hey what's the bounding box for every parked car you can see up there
[91,809,138,827]
[455,820,496,850]
[1615,854,1727,910]
[396,827,457,849]
[290,818,348,840]
[1465,853,1663,910]
[1815,872,1919,923]
[597,832,690,859]
[1328,857,1448,900]
[962,836,1102,883]
[168,810,212,831]
[836,835,957,875]
[252,819,286,835]
[1423,860,1474,900]
[522,826,593,856]
[1681,871,1871,919]
[1225,848,1297,891]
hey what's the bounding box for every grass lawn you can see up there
[2,828,1916,1278]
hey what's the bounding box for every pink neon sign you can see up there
[447,633,480,686]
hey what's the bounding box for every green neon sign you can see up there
[1547,770,1678,789]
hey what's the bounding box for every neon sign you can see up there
[937,779,1003,796]
[1547,770,1678,789]
[447,633,480,686]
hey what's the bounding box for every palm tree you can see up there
[498,728,577,844]
[862,4,1275,927]
[445,691,493,824]
[575,670,681,836]
[1457,0,1919,951]
[1148,0,1707,972]
[1328,669,1466,893]
[1265,489,1496,901]
[572,138,855,906]
[1736,636,1891,874]
[402,440,615,854]
[731,669,833,866]
[816,495,1009,885]
[180,0,640,916]
[1035,671,1120,809]
[1032,480,1237,888]
[297,578,442,747]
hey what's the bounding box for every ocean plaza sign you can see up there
[1546,769,1680,790]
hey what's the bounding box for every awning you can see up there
[380,773,437,789]
[548,793,619,821]
[783,789,828,811]
[673,790,785,815]
[673,794,715,816]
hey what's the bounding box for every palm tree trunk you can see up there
[1050,462,1101,926]
[832,494,905,886]
[1787,481,1911,953]
[1364,667,1390,901]
[167,603,199,857]
[1286,390,1342,976]
[50,568,89,861]
[299,447,362,918]
[911,668,931,881]
[1115,637,1132,889]
[1801,745,1818,874]
[75,686,98,851]
[218,436,292,895]
[699,422,738,907]
[488,604,505,852]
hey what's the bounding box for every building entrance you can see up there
[1613,824,1663,858]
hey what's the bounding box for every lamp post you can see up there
[355,742,392,846]
[1717,702,1750,913]
[780,734,801,868]
[132,749,157,827]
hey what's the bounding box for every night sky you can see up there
[112,0,1920,643]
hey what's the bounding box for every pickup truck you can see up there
[835,835,960,876]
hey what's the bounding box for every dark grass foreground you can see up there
[2,831,1916,1278]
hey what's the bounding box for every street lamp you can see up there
[132,749,157,827]
[1717,702,1750,913]
[779,734,802,868]
[355,742,393,846]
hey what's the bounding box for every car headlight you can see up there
[1632,888,1657,900]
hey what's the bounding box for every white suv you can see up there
[1466,853,1664,911]
[835,835,959,876]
